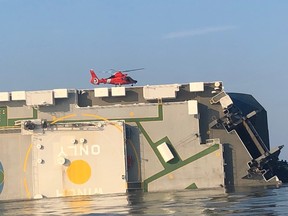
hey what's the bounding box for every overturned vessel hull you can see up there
[0,81,287,201]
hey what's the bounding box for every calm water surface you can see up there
[1,185,288,215]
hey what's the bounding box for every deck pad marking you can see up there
[67,160,92,184]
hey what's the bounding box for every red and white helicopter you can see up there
[89,68,143,86]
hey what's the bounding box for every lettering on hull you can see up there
[56,188,103,197]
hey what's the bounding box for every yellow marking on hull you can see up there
[51,114,77,124]
[82,113,123,132]
[23,143,33,199]
[127,139,141,181]
[23,177,31,199]
[20,113,124,198]
[67,160,91,184]
[168,174,174,180]
[23,144,33,172]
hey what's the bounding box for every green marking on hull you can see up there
[7,108,38,126]
[136,122,182,167]
[3,102,162,126]
[0,107,8,127]
[3,102,210,193]
[47,104,163,124]
[143,144,219,192]
[33,108,38,119]
[0,171,3,184]
[186,183,198,189]
[3,100,162,126]
[125,104,163,122]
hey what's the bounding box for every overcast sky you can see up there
[1,0,288,158]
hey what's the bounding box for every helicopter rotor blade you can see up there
[100,69,116,74]
[122,68,144,73]
[98,68,144,74]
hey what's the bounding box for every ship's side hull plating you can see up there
[0,82,283,201]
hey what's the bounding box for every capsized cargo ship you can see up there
[0,81,287,201]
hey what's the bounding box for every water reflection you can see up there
[1,185,288,215]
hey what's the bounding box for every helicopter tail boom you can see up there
[90,69,100,85]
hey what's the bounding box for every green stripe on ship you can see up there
[143,144,219,192]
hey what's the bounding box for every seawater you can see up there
[1,185,288,215]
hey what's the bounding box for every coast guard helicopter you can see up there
[89,68,143,86]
